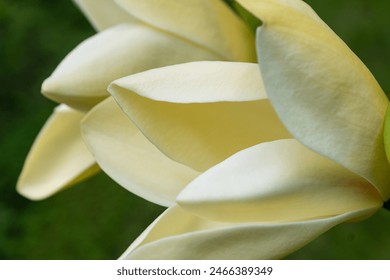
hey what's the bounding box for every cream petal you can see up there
[178,139,382,223]
[17,105,98,200]
[42,24,222,111]
[73,0,137,31]
[120,205,379,260]
[115,0,256,62]
[81,97,200,206]
[110,61,291,171]
[237,0,329,26]
[385,104,390,164]
[239,0,390,199]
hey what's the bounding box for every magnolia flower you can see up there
[17,0,255,200]
[82,0,390,259]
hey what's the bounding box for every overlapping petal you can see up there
[115,0,255,61]
[23,0,388,260]
[107,56,387,259]
[237,0,390,199]
[42,24,222,111]
[178,139,382,223]
[17,105,98,200]
[44,0,256,111]
[73,0,137,31]
[75,0,256,62]
[21,0,257,200]
[81,97,200,206]
[109,61,291,171]
[119,204,379,260]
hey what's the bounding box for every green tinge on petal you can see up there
[178,139,382,223]
[42,24,222,111]
[17,105,98,200]
[385,104,390,164]
[81,97,200,206]
[240,0,390,199]
[120,205,379,260]
[115,0,256,62]
[110,61,291,171]
[230,1,262,33]
[73,0,137,31]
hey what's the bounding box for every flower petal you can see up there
[17,105,98,200]
[110,61,291,171]
[73,0,137,31]
[385,104,390,164]
[238,0,328,25]
[115,0,256,62]
[238,0,390,199]
[120,205,379,260]
[178,139,382,223]
[42,24,222,111]
[81,97,200,206]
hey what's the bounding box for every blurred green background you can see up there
[1,0,390,259]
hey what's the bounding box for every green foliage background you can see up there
[0,0,390,259]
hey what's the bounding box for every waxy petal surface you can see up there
[17,105,98,200]
[110,62,291,171]
[178,139,382,223]
[115,0,256,61]
[73,0,137,30]
[81,98,200,206]
[42,24,222,111]
[120,205,379,260]
[238,0,390,199]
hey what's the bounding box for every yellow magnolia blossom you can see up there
[17,0,255,200]
[82,0,390,259]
